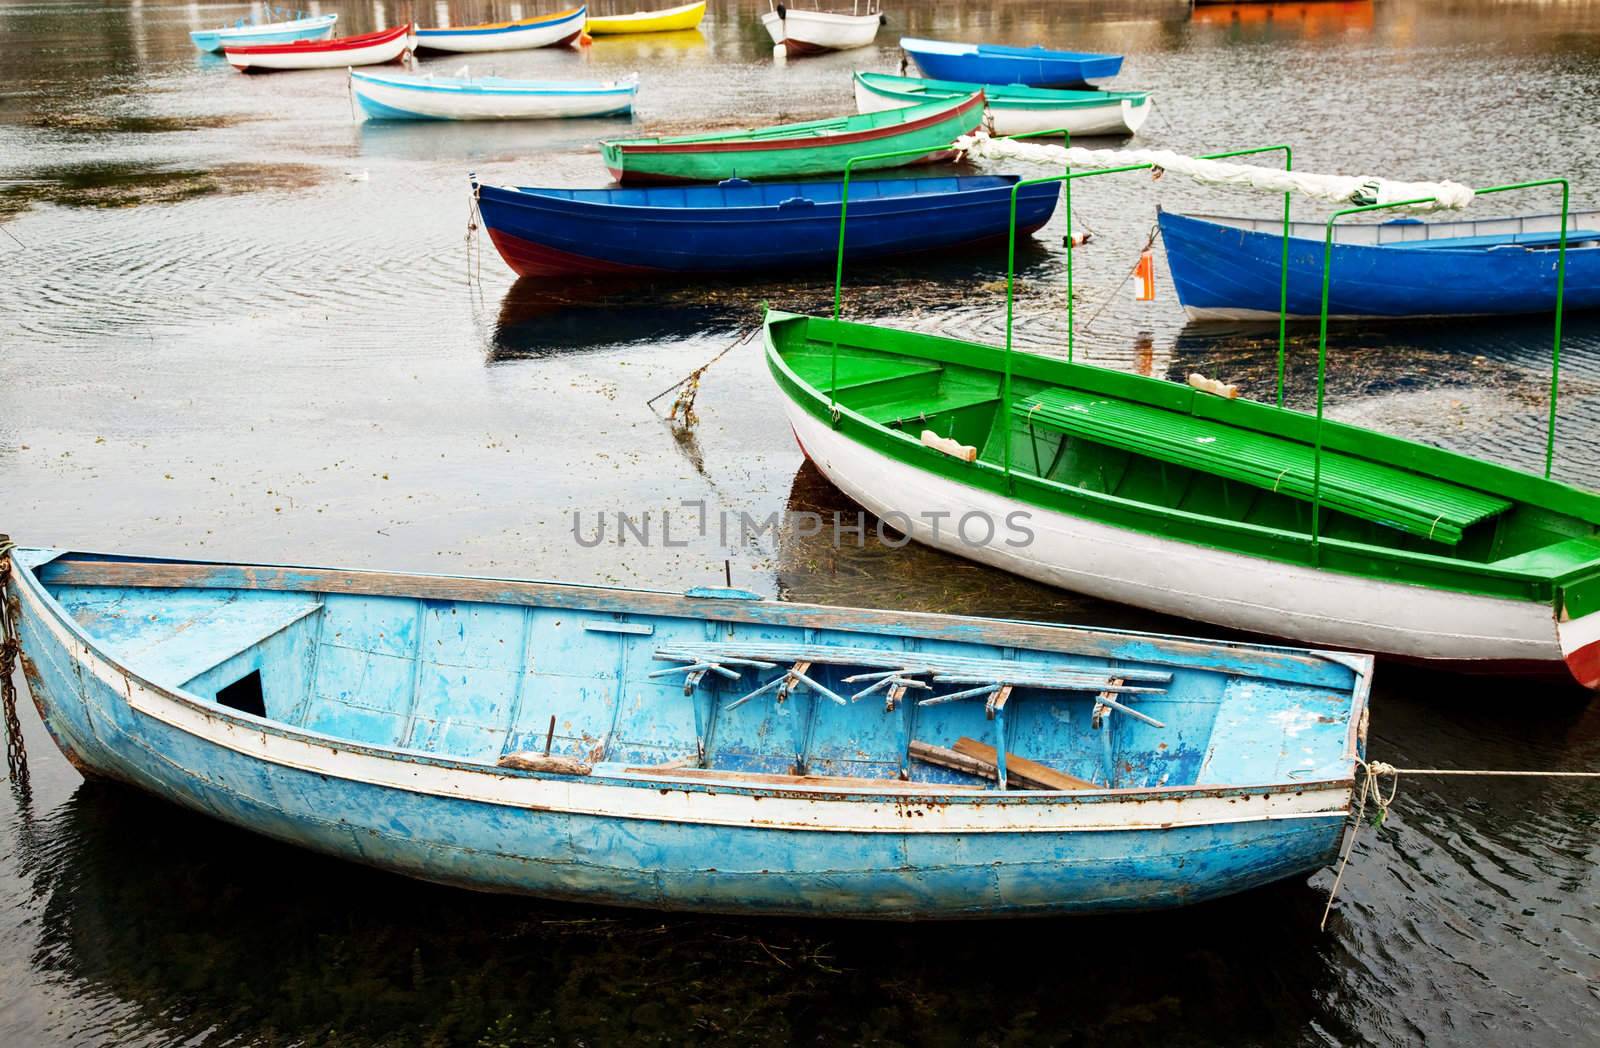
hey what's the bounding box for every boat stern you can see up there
[1558,578,1600,690]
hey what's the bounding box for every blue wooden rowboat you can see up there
[1159,208,1600,320]
[472,175,1061,277]
[9,548,1370,918]
[190,13,338,53]
[900,37,1124,89]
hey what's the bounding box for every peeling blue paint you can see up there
[12,549,1368,918]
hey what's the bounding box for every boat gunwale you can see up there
[417,6,585,36]
[13,551,1361,816]
[603,92,983,155]
[761,311,1600,597]
[474,176,1057,217]
[24,550,1365,684]
[191,13,338,41]
[1164,209,1600,256]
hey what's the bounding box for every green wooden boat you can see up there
[763,309,1600,689]
[599,92,985,184]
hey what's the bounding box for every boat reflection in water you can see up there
[490,277,753,358]
[1189,1,1376,34]
[488,235,1056,360]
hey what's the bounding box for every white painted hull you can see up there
[351,73,637,120]
[852,79,1151,137]
[784,402,1576,670]
[762,9,881,52]
[225,31,415,71]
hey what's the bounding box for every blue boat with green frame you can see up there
[5,545,1369,917]
[1159,208,1600,320]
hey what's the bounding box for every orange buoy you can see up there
[1134,247,1156,301]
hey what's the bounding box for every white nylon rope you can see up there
[955,131,1477,212]
[1319,759,1599,930]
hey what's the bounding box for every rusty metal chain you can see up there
[0,535,30,794]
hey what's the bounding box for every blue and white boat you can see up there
[415,6,587,53]
[472,175,1061,277]
[9,547,1370,917]
[190,13,337,53]
[349,68,637,121]
[1159,209,1600,320]
[899,37,1124,89]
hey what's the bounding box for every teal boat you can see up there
[854,71,1151,137]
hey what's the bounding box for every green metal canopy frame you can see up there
[826,139,1574,552]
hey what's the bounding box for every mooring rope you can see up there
[1077,220,1161,334]
[0,535,30,797]
[1320,758,1599,930]
[646,326,758,428]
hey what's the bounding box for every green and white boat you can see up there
[599,92,985,184]
[763,309,1600,688]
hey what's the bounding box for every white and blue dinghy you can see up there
[9,548,1370,918]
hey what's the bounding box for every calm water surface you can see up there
[2,1,1599,1043]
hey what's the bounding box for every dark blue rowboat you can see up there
[1159,208,1600,320]
[899,37,1124,89]
[473,175,1061,277]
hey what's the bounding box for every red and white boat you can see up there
[224,23,416,72]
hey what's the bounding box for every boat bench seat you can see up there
[67,594,325,688]
[860,387,1001,427]
[1489,534,1600,573]
[1015,389,1512,545]
[788,352,943,397]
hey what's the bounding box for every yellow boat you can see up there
[586,0,705,34]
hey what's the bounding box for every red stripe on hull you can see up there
[485,229,664,278]
[610,149,959,185]
[614,93,983,156]
[1563,637,1600,690]
[223,24,410,55]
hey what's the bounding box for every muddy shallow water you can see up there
[2,1,1598,1044]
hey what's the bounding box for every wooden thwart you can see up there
[498,752,593,776]
[909,738,1098,791]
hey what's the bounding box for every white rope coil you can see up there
[955,132,1477,212]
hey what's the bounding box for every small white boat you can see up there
[223,24,416,72]
[761,2,882,55]
[190,13,338,53]
[350,68,638,121]
[416,6,587,53]
[853,71,1151,137]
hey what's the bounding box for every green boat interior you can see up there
[769,313,1600,577]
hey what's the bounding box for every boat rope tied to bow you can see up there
[1320,758,1600,930]
[954,131,1477,212]
[647,326,758,430]
[0,535,29,795]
